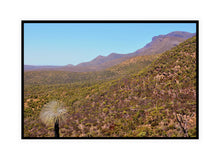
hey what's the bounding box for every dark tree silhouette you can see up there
[54,119,60,138]
[40,101,67,137]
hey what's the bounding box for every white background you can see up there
[0,0,219,159]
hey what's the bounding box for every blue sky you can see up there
[24,23,196,66]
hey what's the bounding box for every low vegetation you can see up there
[23,36,197,137]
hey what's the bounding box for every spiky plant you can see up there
[40,100,67,137]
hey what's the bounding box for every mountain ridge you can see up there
[24,36,197,137]
[24,31,196,72]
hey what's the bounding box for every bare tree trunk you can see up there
[54,119,60,138]
[176,114,189,137]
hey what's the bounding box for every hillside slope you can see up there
[23,36,197,137]
[66,36,197,137]
[24,54,160,85]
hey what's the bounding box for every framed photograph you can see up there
[22,20,198,139]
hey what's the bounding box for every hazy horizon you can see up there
[24,23,196,66]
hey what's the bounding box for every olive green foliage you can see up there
[24,37,197,137]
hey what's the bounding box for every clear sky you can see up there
[24,23,196,66]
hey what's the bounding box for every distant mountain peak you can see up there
[152,34,165,41]
[97,55,104,58]
[109,53,117,56]
[95,55,104,60]
[152,31,196,42]
[24,31,196,72]
[66,64,74,67]
[91,55,105,62]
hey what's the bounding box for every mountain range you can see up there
[24,35,197,137]
[24,31,196,72]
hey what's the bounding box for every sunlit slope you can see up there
[24,54,159,85]
[67,36,197,137]
[23,37,197,137]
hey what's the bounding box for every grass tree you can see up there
[40,100,67,137]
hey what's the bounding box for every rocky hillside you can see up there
[65,36,197,137]
[23,36,197,138]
